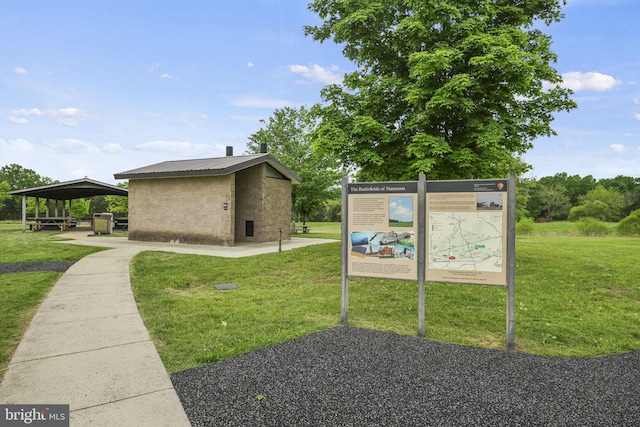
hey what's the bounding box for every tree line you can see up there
[517,173,640,223]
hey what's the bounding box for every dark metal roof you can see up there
[113,153,301,184]
[9,178,128,200]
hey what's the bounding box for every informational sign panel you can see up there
[426,179,509,286]
[342,174,516,348]
[347,182,418,281]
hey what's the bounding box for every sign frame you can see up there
[341,173,516,350]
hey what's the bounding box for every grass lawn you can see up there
[0,223,106,379]
[2,220,639,378]
[130,227,640,373]
[291,221,341,239]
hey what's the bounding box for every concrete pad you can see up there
[46,273,133,296]
[64,259,131,275]
[33,292,139,323]
[0,342,172,409]
[11,313,151,362]
[71,389,191,427]
[59,230,338,259]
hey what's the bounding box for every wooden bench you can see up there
[292,226,311,234]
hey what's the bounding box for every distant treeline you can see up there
[516,173,640,222]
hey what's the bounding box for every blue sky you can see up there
[1,0,638,185]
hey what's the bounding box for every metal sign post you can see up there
[506,171,517,350]
[341,176,349,325]
[417,174,426,338]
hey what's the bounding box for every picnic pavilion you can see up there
[9,178,129,231]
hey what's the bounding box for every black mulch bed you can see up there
[171,326,640,427]
[0,261,77,274]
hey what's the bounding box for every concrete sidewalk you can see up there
[0,234,337,426]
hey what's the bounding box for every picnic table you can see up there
[29,217,77,231]
[292,225,310,234]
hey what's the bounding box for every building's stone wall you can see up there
[234,164,292,243]
[128,175,235,245]
[262,175,292,241]
[234,165,262,243]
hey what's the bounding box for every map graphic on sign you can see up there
[429,211,503,272]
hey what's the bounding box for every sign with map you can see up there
[342,175,515,345]
[347,182,418,280]
[425,179,509,286]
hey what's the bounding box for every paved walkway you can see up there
[0,232,336,426]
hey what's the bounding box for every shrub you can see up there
[568,200,611,222]
[574,218,609,237]
[568,205,585,221]
[617,209,640,236]
[516,217,535,235]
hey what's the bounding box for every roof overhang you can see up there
[9,178,128,200]
[114,153,301,184]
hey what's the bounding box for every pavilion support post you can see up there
[21,195,27,231]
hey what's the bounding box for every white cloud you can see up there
[7,117,29,124]
[610,144,625,152]
[289,64,343,85]
[230,114,265,122]
[14,67,27,74]
[49,107,88,118]
[560,71,621,92]
[247,62,254,68]
[161,73,172,79]
[11,108,42,116]
[9,107,89,126]
[389,198,413,222]
[70,169,90,179]
[635,113,640,121]
[103,143,125,153]
[0,138,34,152]
[45,138,100,154]
[146,63,162,72]
[50,108,89,126]
[228,95,291,109]
[136,140,218,157]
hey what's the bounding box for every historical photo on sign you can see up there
[388,196,414,227]
[350,231,415,261]
[476,193,503,210]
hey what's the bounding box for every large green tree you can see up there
[579,185,625,222]
[0,181,10,213]
[598,175,640,217]
[306,0,576,181]
[105,182,129,216]
[539,172,596,205]
[0,164,53,220]
[247,106,342,224]
[527,183,571,220]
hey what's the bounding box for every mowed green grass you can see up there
[131,232,640,373]
[0,223,106,379]
[2,220,639,378]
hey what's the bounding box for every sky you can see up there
[1,0,639,186]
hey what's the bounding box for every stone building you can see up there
[114,147,300,246]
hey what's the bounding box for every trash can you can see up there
[93,213,113,234]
